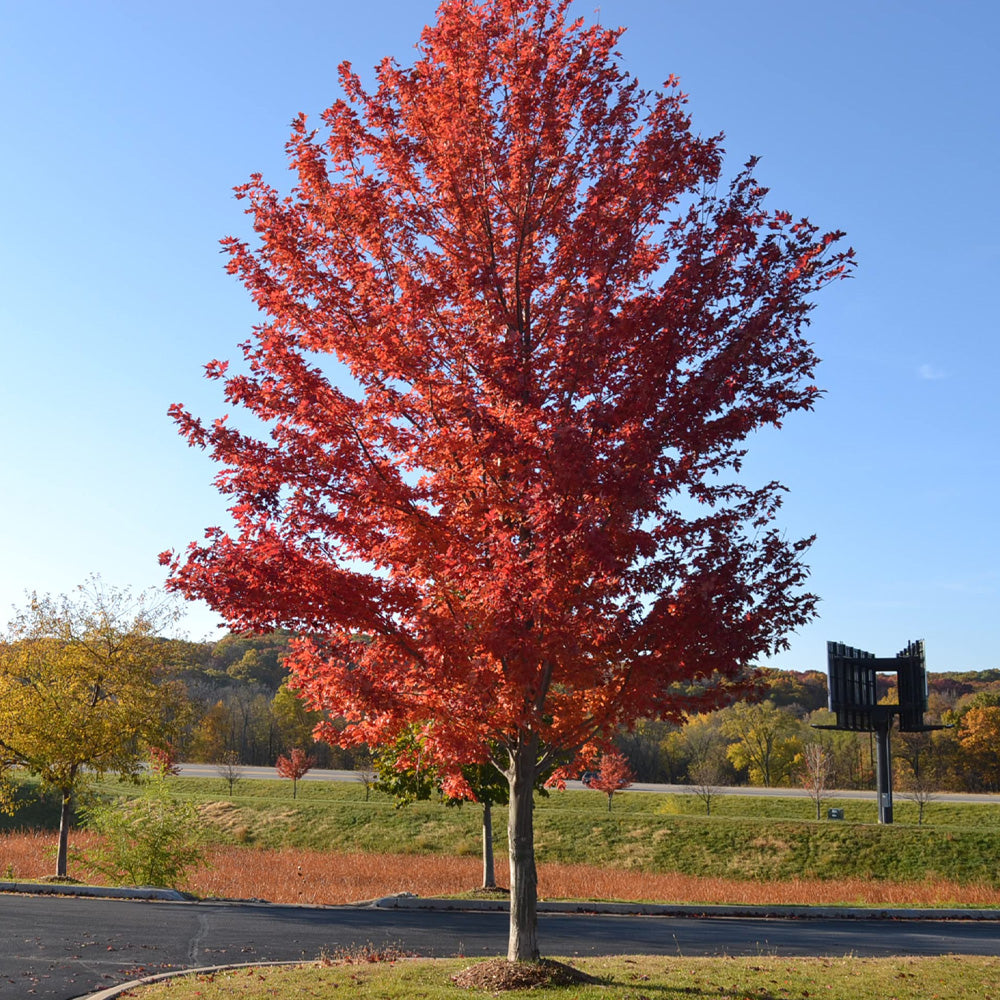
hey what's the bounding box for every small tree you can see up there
[589,752,634,811]
[897,759,937,825]
[689,753,729,816]
[901,771,936,825]
[0,579,184,877]
[355,768,378,802]
[215,749,244,796]
[149,744,181,778]
[374,728,523,890]
[722,701,802,787]
[673,711,730,794]
[798,743,831,820]
[80,751,205,889]
[276,747,316,798]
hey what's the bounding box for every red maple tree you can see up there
[148,744,180,779]
[588,751,634,811]
[275,747,316,798]
[162,0,851,961]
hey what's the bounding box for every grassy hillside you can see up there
[26,776,989,887]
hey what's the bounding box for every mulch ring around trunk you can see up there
[452,957,598,991]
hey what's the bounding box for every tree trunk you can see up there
[482,798,496,889]
[506,739,539,962]
[56,789,72,878]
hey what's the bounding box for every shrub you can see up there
[79,782,206,888]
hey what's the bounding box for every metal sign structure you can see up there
[823,639,930,824]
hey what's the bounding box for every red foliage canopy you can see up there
[275,747,316,783]
[148,744,180,778]
[163,0,852,785]
[589,751,634,799]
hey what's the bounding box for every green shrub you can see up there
[79,783,206,888]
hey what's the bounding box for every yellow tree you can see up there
[721,701,801,787]
[0,579,184,876]
[189,701,232,762]
[958,705,1000,792]
[271,683,324,756]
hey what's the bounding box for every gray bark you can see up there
[506,738,539,962]
[481,798,496,889]
[57,790,71,878]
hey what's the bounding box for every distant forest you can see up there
[158,632,1000,794]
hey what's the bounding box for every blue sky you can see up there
[2,1,997,673]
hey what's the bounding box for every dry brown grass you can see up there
[3,830,999,909]
[0,829,103,881]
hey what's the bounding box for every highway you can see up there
[175,763,1000,805]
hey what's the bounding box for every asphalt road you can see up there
[3,895,999,1000]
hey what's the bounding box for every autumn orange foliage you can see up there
[958,707,1000,791]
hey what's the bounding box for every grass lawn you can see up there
[114,954,1000,999]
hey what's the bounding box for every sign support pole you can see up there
[874,719,893,824]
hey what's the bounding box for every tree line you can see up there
[171,637,1000,796]
[160,630,366,771]
[616,668,1000,795]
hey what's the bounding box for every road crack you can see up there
[187,912,211,964]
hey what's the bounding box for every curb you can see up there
[0,881,186,901]
[5,883,999,921]
[80,960,304,1000]
[371,894,1000,922]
